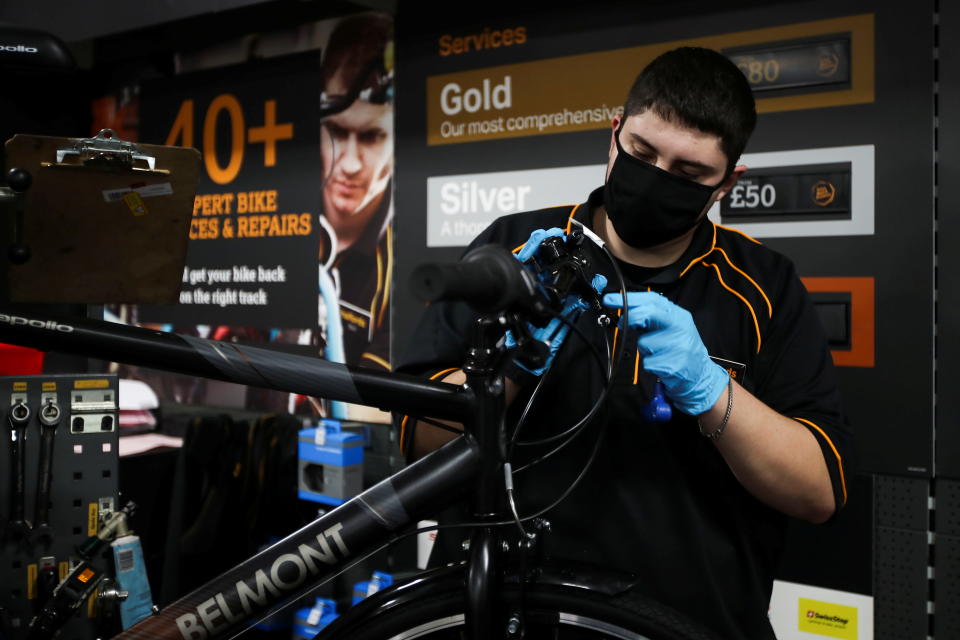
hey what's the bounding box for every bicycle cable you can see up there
[506,315,610,450]
[508,240,629,467]
[510,315,610,450]
[498,237,628,537]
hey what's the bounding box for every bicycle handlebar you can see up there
[411,245,539,313]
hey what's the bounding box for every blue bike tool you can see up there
[641,380,672,423]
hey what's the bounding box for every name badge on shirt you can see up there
[710,356,747,385]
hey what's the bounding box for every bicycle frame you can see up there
[0,308,510,640]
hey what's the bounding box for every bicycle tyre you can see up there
[317,573,720,640]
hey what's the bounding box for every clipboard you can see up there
[2,129,200,304]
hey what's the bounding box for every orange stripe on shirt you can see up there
[512,204,581,255]
[717,224,763,245]
[713,247,773,318]
[361,352,391,370]
[399,367,462,452]
[702,261,762,354]
[564,203,581,234]
[793,417,848,507]
[679,222,718,278]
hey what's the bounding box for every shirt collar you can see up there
[580,186,716,285]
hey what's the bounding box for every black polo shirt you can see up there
[396,187,852,640]
[317,187,393,370]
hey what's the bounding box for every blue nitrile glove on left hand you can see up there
[603,291,728,415]
[515,227,565,264]
[506,273,607,376]
[506,227,607,376]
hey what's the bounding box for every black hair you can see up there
[624,47,756,172]
[320,13,392,101]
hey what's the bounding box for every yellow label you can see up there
[123,191,148,216]
[13,382,27,391]
[75,379,110,389]
[77,567,96,583]
[798,598,858,640]
[42,382,57,391]
[427,13,874,145]
[27,564,38,599]
[88,503,99,536]
[59,561,70,581]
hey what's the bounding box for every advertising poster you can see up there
[113,12,394,420]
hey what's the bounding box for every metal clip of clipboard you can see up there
[42,129,168,175]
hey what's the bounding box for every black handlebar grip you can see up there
[411,245,533,312]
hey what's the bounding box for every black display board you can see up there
[392,0,934,481]
[138,53,323,329]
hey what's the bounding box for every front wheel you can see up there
[317,568,719,640]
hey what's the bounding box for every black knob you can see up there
[8,243,30,264]
[5,168,32,193]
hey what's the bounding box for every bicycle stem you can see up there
[462,315,509,639]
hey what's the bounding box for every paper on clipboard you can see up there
[2,129,200,304]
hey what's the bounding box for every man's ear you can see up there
[714,164,747,201]
[605,114,624,181]
[608,113,622,156]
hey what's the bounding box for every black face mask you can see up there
[603,124,723,249]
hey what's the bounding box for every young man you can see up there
[316,12,394,372]
[397,47,852,639]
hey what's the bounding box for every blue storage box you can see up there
[298,419,364,506]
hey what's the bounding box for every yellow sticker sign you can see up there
[75,379,110,389]
[27,563,38,599]
[88,503,99,536]
[42,382,57,391]
[13,382,27,391]
[798,598,858,639]
[123,191,149,216]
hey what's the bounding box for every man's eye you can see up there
[325,124,348,140]
[358,130,386,145]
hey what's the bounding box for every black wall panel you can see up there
[393,1,934,476]
[937,0,960,480]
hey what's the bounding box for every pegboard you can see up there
[876,475,929,531]
[874,527,930,640]
[935,534,960,639]
[0,374,119,640]
[935,480,960,638]
[936,478,960,537]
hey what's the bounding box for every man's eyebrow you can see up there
[628,132,715,171]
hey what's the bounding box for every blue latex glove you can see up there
[507,273,607,376]
[515,227,565,264]
[603,292,728,415]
